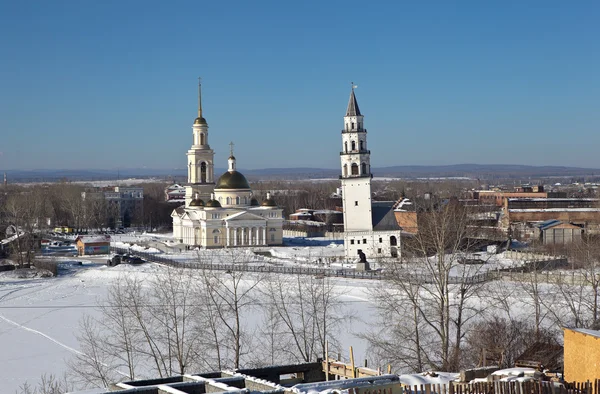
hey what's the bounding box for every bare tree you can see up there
[4,190,42,267]
[365,197,489,372]
[68,269,207,389]
[200,251,261,369]
[67,315,118,389]
[260,274,345,363]
[17,374,72,394]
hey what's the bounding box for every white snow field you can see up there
[0,259,375,393]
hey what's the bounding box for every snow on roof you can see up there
[76,235,110,244]
[491,367,537,377]
[508,198,598,201]
[509,208,600,212]
[292,374,399,394]
[394,198,414,212]
[397,372,459,386]
[569,327,600,338]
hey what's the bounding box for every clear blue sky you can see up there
[0,1,598,171]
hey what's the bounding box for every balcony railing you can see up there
[340,150,370,155]
[339,174,373,180]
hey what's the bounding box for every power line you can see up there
[0,300,371,309]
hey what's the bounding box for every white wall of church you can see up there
[214,190,252,207]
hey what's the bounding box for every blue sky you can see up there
[0,1,598,171]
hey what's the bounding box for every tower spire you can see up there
[198,77,203,119]
[346,82,361,116]
[228,141,236,171]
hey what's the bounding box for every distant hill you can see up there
[2,164,600,183]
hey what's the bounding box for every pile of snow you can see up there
[398,371,459,386]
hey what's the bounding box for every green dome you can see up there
[205,199,221,208]
[261,197,277,207]
[215,170,250,190]
[189,198,205,207]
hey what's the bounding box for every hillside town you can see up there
[1,2,599,393]
[1,84,600,394]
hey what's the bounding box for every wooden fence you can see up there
[403,380,600,394]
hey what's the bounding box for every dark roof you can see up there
[261,197,277,207]
[189,198,205,207]
[515,341,563,371]
[215,170,251,190]
[346,88,361,116]
[205,199,221,208]
[535,219,562,231]
[194,117,207,125]
[371,201,401,231]
[250,198,259,206]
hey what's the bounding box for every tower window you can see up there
[351,141,356,151]
[350,240,355,245]
[200,162,207,183]
[351,122,355,130]
[351,163,359,175]
[201,133,206,145]
[360,140,364,151]
[344,141,348,153]
[355,201,358,206]
[361,162,367,175]
[363,238,367,244]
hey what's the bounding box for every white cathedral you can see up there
[172,82,284,248]
[339,86,402,260]
[172,82,399,259]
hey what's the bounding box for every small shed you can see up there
[535,220,582,245]
[563,327,600,381]
[76,235,111,256]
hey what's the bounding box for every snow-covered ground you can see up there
[0,233,568,393]
[0,259,375,393]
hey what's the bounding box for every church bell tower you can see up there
[340,85,373,232]
[185,79,216,206]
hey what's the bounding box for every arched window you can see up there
[200,162,207,183]
[351,163,359,176]
[236,196,240,205]
[200,133,206,145]
[361,162,367,175]
[351,141,356,151]
[343,164,348,177]
[360,140,363,151]
[390,236,398,246]
[344,141,348,153]
[226,197,231,205]
[244,197,248,204]
[351,122,355,130]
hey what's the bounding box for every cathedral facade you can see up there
[172,82,283,248]
[339,87,402,260]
